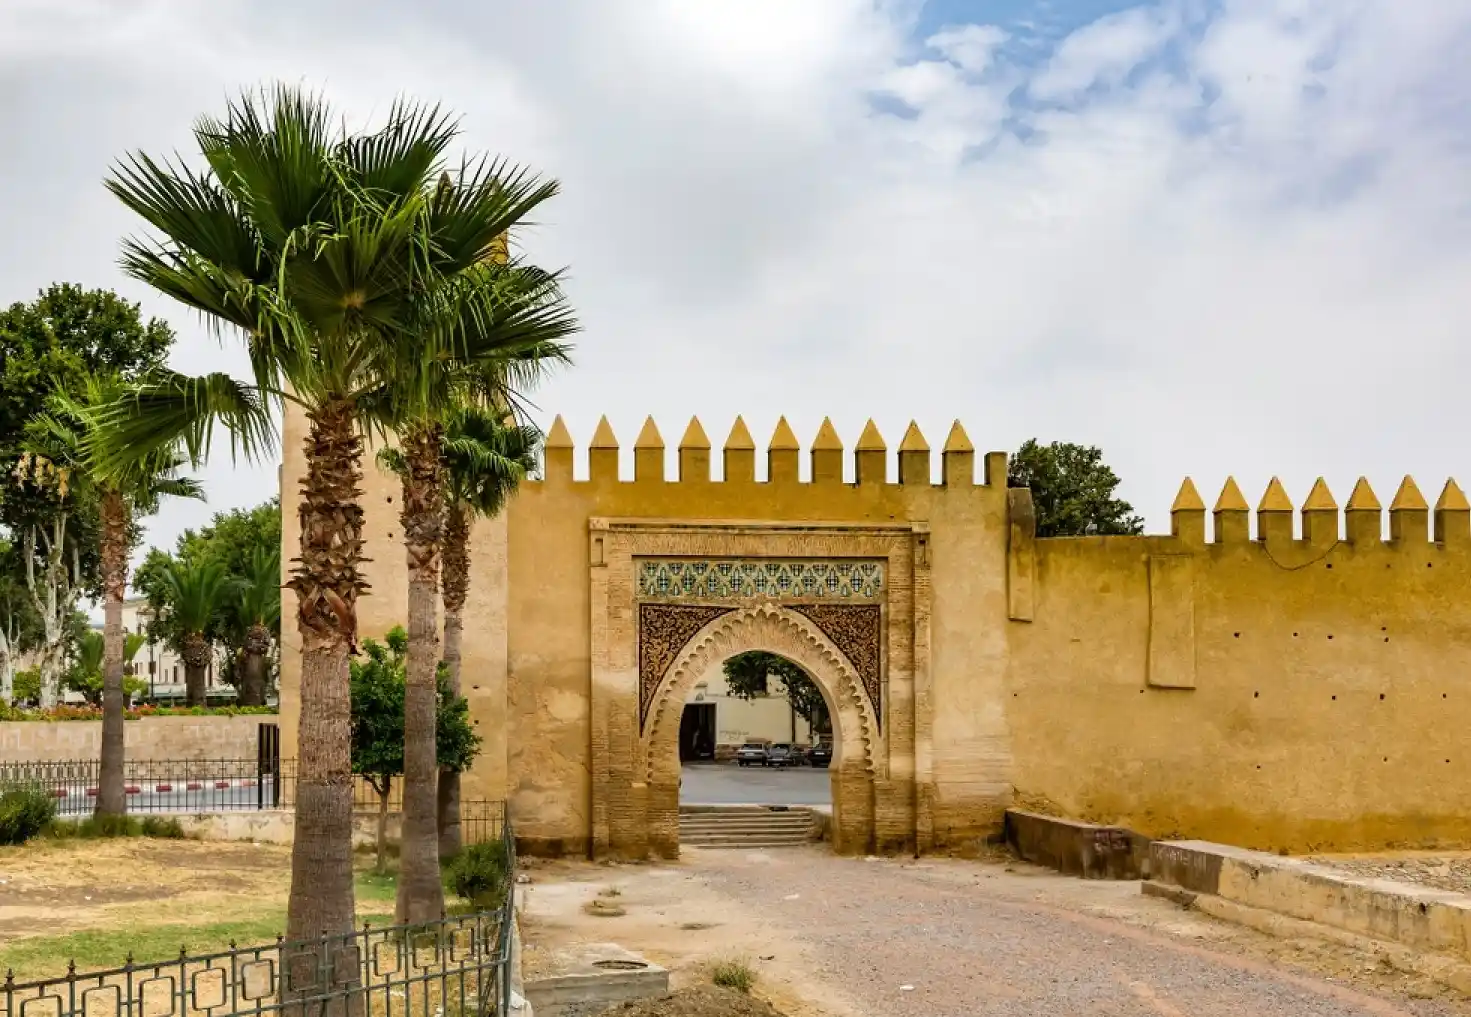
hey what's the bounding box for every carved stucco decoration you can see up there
[642,602,878,779]
[788,603,882,728]
[639,603,734,731]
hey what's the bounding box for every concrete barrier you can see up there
[179,810,401,848]
[1146,840,1471,992]
[1003,809,1150,879]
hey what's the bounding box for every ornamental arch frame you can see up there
[586,518,934,859]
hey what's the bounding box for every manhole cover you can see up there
[592,960,649,970]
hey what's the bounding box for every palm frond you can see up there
[84,371,276,474]
[442,407,542,518]
[340,96,458,203]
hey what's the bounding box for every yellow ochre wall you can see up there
[278,401,1471,856]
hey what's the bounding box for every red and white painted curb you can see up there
[52,778,261,798]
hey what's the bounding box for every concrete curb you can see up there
[1004,809,1151,879]
[1144,880,1471,995]
[1147,839,1471,997]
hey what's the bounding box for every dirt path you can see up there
[518,847,1471,1017]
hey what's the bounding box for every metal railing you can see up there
[1,808,517,1017]
[0,760,409,816]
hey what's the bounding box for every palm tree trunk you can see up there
[183,633,209,706]
[395,422,446,925]
[437,501,471,860]
[241,623,270,706]
[285,401,366,946]
[96,488,129,817]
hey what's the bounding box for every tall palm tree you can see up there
[234,546,281,707]
[380,261,572,922]
[98,84,578,942]
[31,374,205,816]
[160,561,230,705]
[437,409,540,857]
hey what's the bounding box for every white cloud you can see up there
[1,0,1469,569]
[928,24,1010,74]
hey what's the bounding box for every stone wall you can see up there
[0,714,268,762]
[278,401,1471,857]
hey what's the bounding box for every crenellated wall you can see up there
[1006,473,1471,853]
[278,401,1471,857]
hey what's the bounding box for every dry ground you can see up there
[0,838,398,978]
[518,847,1471,1017]
[1309,852,1471,894]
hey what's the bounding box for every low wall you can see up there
[0,715,267,762]
[182,809,400,848]
[1146,839,1471,988]
[1003,809,1150,879]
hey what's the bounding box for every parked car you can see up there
[735,742,768,767]
[764,743,800,768]
[808,741,832,769]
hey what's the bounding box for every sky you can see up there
[2,0,1469,572]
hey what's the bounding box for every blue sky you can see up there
[1,0,1468,568]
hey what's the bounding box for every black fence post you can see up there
[257,723,280,811]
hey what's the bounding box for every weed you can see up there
[710,957,756,994]
[44,814,186,840]
[442,840,510,908]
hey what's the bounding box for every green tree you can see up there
[158,562,231,706]
[1007,439,1144,538]
[722,651,831,736]
[30,372,204,815]
[0,541,44,705]
[103,84,577,941]
[133,498,281,701]
[350,627,481,874]
[62,630,147,705]
[0,285,173,708]
[381,408,541,858]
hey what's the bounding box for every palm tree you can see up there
[437,409,540,857]
[234,546,281,707]
[99,84,578,942]
[31,374,204,816]
[160,562,230,705]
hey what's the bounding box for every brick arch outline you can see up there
[642,602,878,781]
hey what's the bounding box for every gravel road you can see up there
[691,849,1471,1017]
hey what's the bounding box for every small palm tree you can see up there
[101,84,578,941]
[160,562,230,706]
[437,409,540,856]
[31,373,205,816]
[234,547,281,707]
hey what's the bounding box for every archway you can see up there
[641,603,878,857]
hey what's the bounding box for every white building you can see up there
[86,597,233,703]
[680,670,817,761]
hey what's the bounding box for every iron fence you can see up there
[1,809,518,1017]
[0,760,408,817]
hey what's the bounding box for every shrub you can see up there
[0,784,59,845]
[442,840,511,908]
[140,816,186,839]
[710,958,756,994]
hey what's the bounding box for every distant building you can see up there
[679,669,815,761]
[76,597,236,705]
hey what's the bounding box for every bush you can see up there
[442,840,511,908]
[140,816,186,839]
[710,958,756,994]
[0,784,59,845]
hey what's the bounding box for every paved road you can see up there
[679,762,831,807]
[690,848,1470,1017]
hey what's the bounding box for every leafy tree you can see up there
[381,408,541,859]
[1007,439,1144,538]
[0,285,172,707]
[158,562,231,706]
[722,651,831,736]
[30,372,204,815]
[104,84,576,940]
[350,627,481,874]
[0,541,44,705]
[133,498,281,700]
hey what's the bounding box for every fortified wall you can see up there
[278,406,1471,857]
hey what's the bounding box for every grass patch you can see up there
[356,868,398,903]
[0,916,287,978]
[710,957,756,994]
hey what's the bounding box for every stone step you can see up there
[682,828,813,841]
[682,839,813,850]
[680,814,815,827]
[679,804,817,816]
[678,805,819,849]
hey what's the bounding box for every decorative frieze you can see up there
[789,603,883,728]
[638,559,884,601]
[638,604,734,731]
